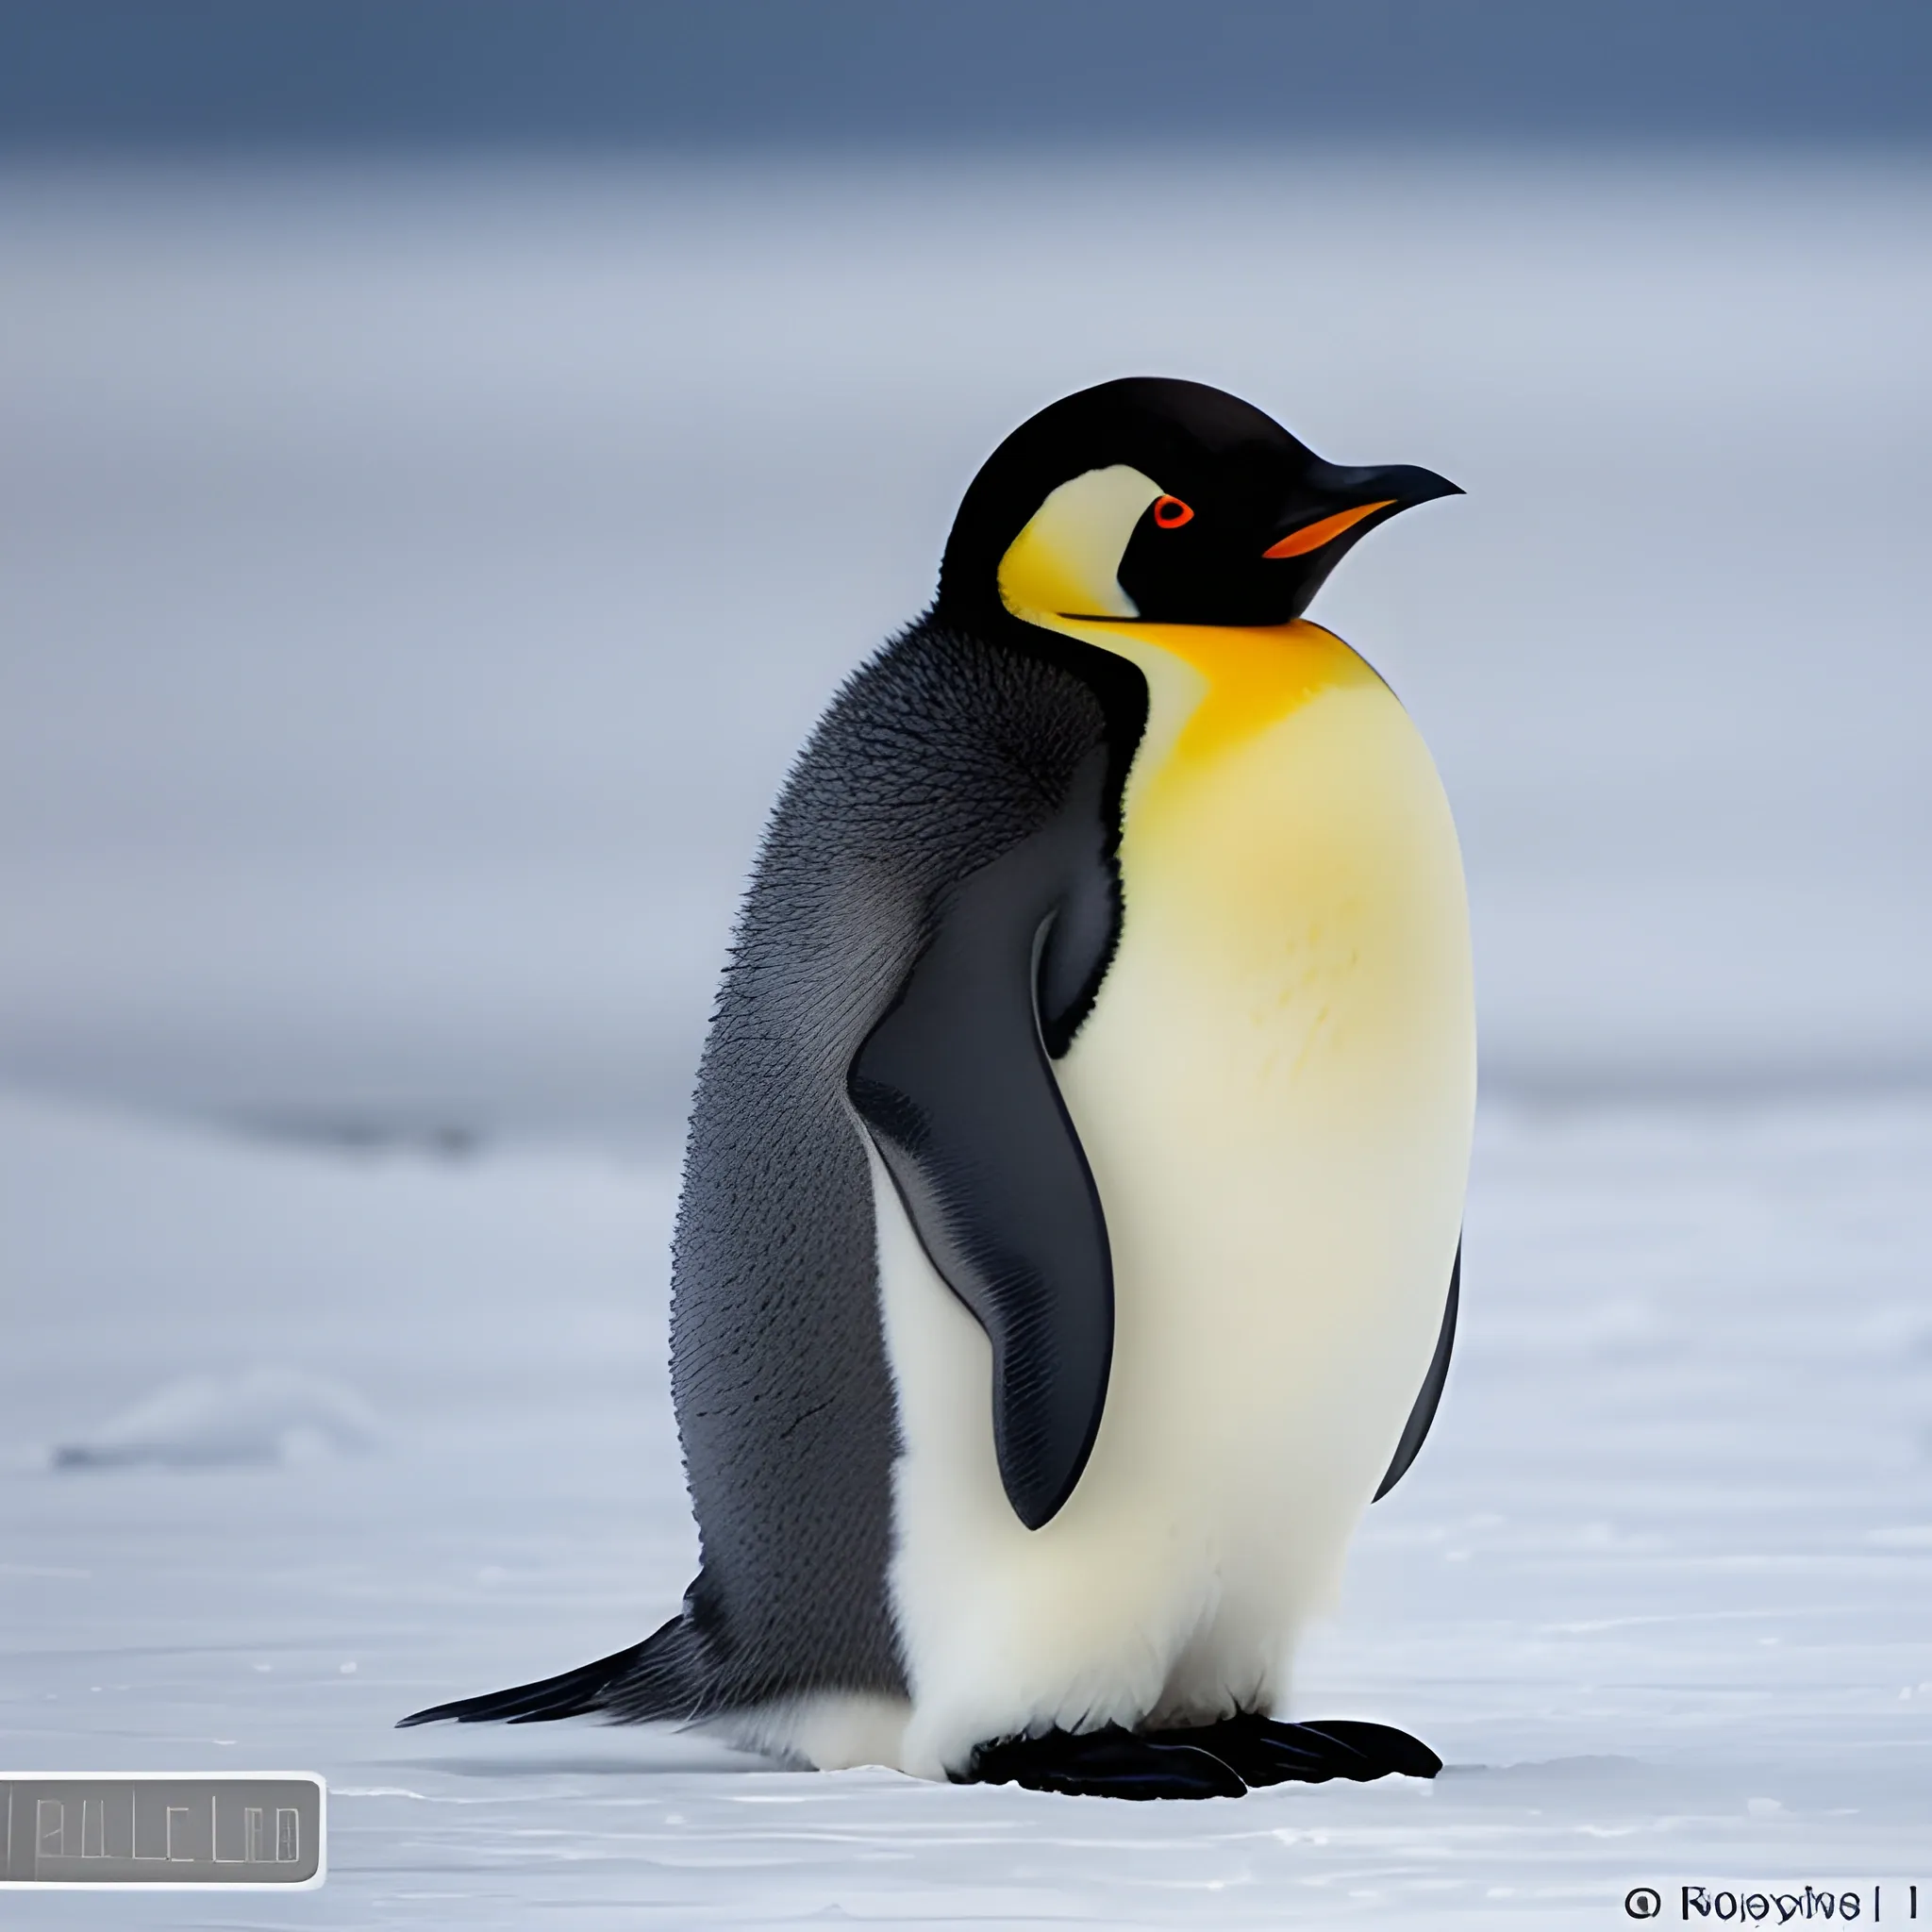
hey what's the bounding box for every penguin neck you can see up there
[1012,612,1384,831]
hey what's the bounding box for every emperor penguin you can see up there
[403,378,1474,1800]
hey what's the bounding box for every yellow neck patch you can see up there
[1036,614,1382,791]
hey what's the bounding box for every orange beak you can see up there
[1262,499,1396,559]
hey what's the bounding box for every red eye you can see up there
[1152,494,1194,529]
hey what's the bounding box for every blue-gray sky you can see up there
[2,0,1929,153]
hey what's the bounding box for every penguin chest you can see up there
[1053,623,1475,1545]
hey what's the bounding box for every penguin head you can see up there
[938,377,1459,630]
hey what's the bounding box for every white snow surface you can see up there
[50,1367,382,1470]
[4,1088,1929,1926]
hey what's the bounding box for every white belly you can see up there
[867,639,1474,1780]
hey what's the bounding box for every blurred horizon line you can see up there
[13,1066,1932,1167]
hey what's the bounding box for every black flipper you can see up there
[849,749,1117,1533]
[1374,1240,1460,1502]
[396,1605,707,1728]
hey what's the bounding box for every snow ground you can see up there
[4,1088,1929,1927]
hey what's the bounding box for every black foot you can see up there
[962,1724,1245,1800]
[1158,1714,1442,1788]
[961,1716,1440,1800]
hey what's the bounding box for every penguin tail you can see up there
[396,1607,710,1729]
